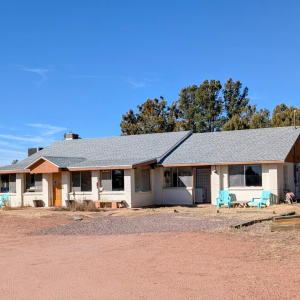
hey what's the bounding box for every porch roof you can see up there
[159,126,300,166]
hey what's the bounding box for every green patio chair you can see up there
[216,190,231,209]
[0,193,10,209]
[250,190,271,209]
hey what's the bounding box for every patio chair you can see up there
[250,190,271,209]
[216,190,231,209]
[0,193,10,209]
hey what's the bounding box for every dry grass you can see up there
[52,200,105,212]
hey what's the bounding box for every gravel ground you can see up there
[33,213,242,236]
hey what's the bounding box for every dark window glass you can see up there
[164,167,192,187]
[100,170,112,191]
[1,174,9,192]
[81,171,92,191]
[245,165,262,186]
[25,173,43,192]
[112,170,124,191]
[171,168,178,187]
[135,169,151,192]
[35,174,43,191]
[26,173,35,190]
[229,165,262,187]
[178,167,192,187]
[71,172,81,192]
[229,165,244,187]
[9,174,16,193]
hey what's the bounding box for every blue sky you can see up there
[0,0,300,165]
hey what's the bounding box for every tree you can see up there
[178,79,223,132]
[120,97,182,135]
[223,105,271,131]
[249,106,271,129]
[270,104,300,127]
[223,78,249,120]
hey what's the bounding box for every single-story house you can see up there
[0,127,299,208]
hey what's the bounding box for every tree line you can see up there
[120,78,300,135]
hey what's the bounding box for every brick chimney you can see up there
[64,132,80,140]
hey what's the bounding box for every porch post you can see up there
[62,172,70,206]
[91,170,100,201]
[15,173,25,207]
[211,165,220,206]
[42,174,49,207]
[124,169,134,208]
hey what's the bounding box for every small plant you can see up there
[1,202,26,210]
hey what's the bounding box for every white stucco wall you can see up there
[131,169,155,207]
[162,188,193,205]
[68,192,93,201]
[6,194,17,207]
[99,191,125,202]
[23,192,44,206]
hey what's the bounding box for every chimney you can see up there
[64,132,80,140]
[28,147,43,157]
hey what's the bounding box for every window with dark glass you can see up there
[135,169,151,192]
[1,174,16,193]
[71,171,91,192]
[81,171,92,191]
[112,170,124,191]
[163,167,192,188]
[100,170,124,191]
[25,173,43,192]
[229,165,262,187]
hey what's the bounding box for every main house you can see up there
[0,127,299,208]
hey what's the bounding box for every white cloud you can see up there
[0,148,26,156]
[14,65,51,87]
[20,67,49,78]
[0,123,67,166]
[0,134,43,143]
[122,76,159,88]
[72,75,108,79]
[122,77,147,88]
[26,124,66,136]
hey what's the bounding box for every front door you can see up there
[195,167,211,203]
[53,173,62,206]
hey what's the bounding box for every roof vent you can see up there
[64,132,80,140]
[28,147,43,157]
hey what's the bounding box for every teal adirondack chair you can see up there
[216,190,231,209]
[0,194,10,209]
[250,190,271,209]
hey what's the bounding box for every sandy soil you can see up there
[1,205,300,299]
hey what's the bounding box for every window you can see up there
[71,171,92,192]
[1,174,16,193]
[135,169,151,192]
[164,167,192,188]
[100,170,124,191]
[229,165,262,187]
[25,173,42,192]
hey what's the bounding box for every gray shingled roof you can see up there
[0,131,191,171]
[159,126,300,165]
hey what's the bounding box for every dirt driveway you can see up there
[1,205,300,299]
